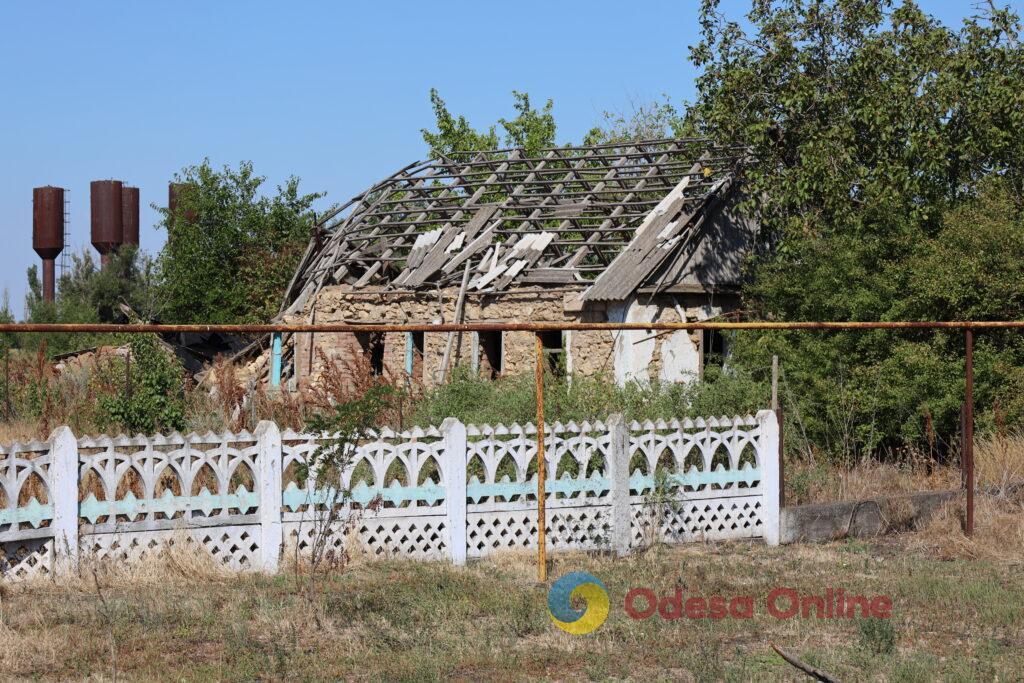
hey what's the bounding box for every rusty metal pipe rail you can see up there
[2,320,1024,334]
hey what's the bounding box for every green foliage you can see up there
[408,364,768,427]
[301,384,399,486]
[497,91,556,156]
[98,335,186,434]
[583,96,692,145]
[688,0,1024,452]
[0,295,18,351]
[26,248,156,324]
[21,247,153,356]
[157,160,322,324]
[421,89,557,157]
[297,384,399,585]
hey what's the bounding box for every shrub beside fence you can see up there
[0,411,780,581]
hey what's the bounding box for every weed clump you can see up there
[859,617,897,655]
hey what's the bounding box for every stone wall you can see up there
[286,285,739,388]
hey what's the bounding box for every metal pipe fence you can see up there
[0,319,1001,579]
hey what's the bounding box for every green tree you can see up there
[157,160,323,324]
[22,247,156,355]
[583,96,691,145]
[687,0,1024,453]
[421,89,557,157]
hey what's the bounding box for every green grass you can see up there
[3,539,1023,681]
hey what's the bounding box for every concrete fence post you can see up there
[757,409,781,546]
[255,421,283,573]
[442,417,468,566]
[48,426,79,574]
[607,414,632,557]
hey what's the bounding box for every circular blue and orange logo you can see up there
[547,572,610,635]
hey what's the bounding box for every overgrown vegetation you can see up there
[157,160,323,324]
[96,335,187,434]
[17,247,156,356]
[688,0,1024,455]
[408,364,767,427]
[421,89,557,157]
[297,384,397,606]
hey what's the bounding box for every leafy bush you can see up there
[689,0,1024,457]
[730,179,1024,460]
[98,335,186,434]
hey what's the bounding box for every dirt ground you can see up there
[2,523,1022,682]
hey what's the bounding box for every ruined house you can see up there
[273,138,756,388]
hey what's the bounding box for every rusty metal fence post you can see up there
[772,356,785,509]
[964,330,975,537]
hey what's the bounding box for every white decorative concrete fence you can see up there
[0,411,779,580]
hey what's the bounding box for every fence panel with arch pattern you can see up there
[0,411,779,580]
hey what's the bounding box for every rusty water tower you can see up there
[32,186,65,302]
[168,182,197,225]
[90,180,123,266]
[168,182,180,218]
[122,186,140,247]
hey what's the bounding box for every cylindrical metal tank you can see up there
[33,186,65,259]
[168,182,196,224]
[122,186,140,246]
[33,186,65,303]
[91,180,123,265]
[168,182,181,219]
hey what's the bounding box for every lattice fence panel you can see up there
[466,507,613,557]
[630,497,765,547]
[2,411,779,579]
[80,525,261,571]
[281,426,447,516]
[0,439,55,537]
[0,538,53,581]
[283,516,448,561]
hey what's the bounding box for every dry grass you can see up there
[786,433,1024,506]
[779,432,1024,564]
[975,431,1024,494]
[911,495,1024,562]
[0,419,48,444]
[786,458,959,506]
[905,432,1024,562]
[2,537,1022,681]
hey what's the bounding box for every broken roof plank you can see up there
[397,203,500,288]
[484,232,555,291]
[351,156,485,288]
[391,153,519,287]
[582,176,730,302]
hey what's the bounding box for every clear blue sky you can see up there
[1,1,1015,318]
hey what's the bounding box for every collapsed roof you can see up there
[280,137,753,317]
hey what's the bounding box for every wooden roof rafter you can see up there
[279,138,746,316]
